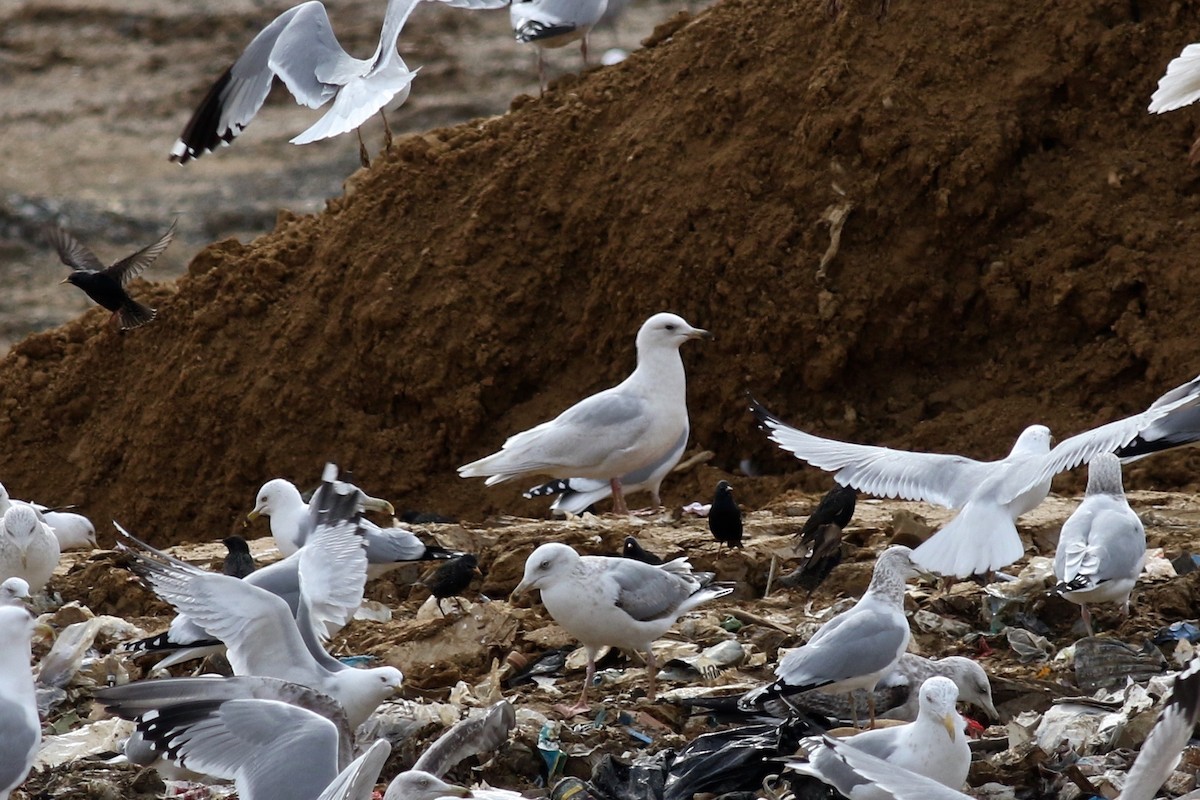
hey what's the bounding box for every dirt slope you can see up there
[4,0,1200,544]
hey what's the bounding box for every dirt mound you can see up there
[3,0,1200,544]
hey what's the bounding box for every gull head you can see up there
[341,665,405,725]
[940,656,999,720]
[1085,453,1125,497]
[875,545,923,579]
[636,312,712,353]
[3,505,40,544]
[917,676,962,741]
[512,542,580,597]
[384,770,471,800]
[247,478,303,521]
[1011,424,1052,456]
[0,577,31,606]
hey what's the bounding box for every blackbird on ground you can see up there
[47,221,175,330]
[798,484,857,543]
[221,535,256,579]
[621,535,664,565]
[708,480,744,548]
[423,553,481,614]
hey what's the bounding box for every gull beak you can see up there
[361,495,394,516]
[246,507,262,524]
[443,788,471,798]
[689,327,714,341]
[510,578,532,601]
[982,699,999,721]
[942,713,958,741]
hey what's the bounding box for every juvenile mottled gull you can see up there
[523,427,688,514]
[1054,453,1146,636]
[739,546,920,725]
[0,606,39,800]
[384,770,525,800]
[461,313,710,515]
[0,505,60,594]
[791,677,970,799]
[752,371,1200,577]
[513,542,731,714]
[789,656,1200,800]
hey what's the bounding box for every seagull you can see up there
[0,606,40,800]
[751,371,1200,577]
[522,427,688,514]
[511,0,610,92]
[1149,43,1200,163]
[222,535,257,578]
[708,480,744,548]
[46,221,175,331]
[1054,453,1146,636]
[512,542,732,714]
[739,546,921,726]
[789,657,1200,800]
[460,313,711,515]
[0,484,96,551]
[384,770,525,800]
[791,677,971,797]
[0,578,30,608]
[247,475,459,577]
[0,504,60,595]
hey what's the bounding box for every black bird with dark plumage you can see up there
[798,484,857,542]
[708,480,744,548]
[621,536,664,565]
[221,535,256,578]
[423,553,481,614]
[47,221,175,330]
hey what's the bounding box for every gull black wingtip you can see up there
[1170,655,1200,725]
[747,394,781,430]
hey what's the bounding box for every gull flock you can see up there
[6,3,1200,800]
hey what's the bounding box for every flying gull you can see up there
[513,541,731,714]
[46,221,175,330]
[523,427,688,515]
[0,606,40,800]
[739,545,921,726]
[1054,453,1146,636]
[752,370,1200,577]
[0,505,60,595]
[460,312,710,515]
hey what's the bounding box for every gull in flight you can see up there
[752,370,1200,577]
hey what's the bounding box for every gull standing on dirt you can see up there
[791,677,970,797]
[752,370,1200,577]
[512,542,732,714]
[1053,453,1145,636]
[739,546,921,726]
[171,0,506,166]
[0,505,60,595]
[46,221,174,331]
[248,475,459,576]
[460,312,711,515]
[0,606,40,800]
[511,0,610,91]
[790,656,1200,800]
[523,426,688,514]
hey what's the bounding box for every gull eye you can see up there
[664,323,677,331]
[540,560,551,570]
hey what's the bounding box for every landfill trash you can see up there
[353,599,393,623]
[1140,548,1178,581]
[656,639,746,682]
[590,752,667,800]
[414,699,517,777]
[35,717,134,769]
[550,776,601,800]
[1005,627,1055,662]
[664,715,819,800]
[1073,637,1168,692]
[36,614,145,689]
[912,609,972,637]
[505,646,572,688]
[538,721,566,781]
[1153,620,1200,645]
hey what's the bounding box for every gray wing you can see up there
[363,522,428,563]
[105,221,175,286]
[753,404,990,509]
[605,560,693,622]
[0,696,37,793]
[245,556,302,616]
[317,739,391,800]
[791,735,971,800]
[138,698,340,799]
[1014,374,1200,499]
[1122,658,1200,800]
[546,426,688,514]
[269,2,361,101]
[777,609,907,687]
[413,701,516,777]
[45,226,104,271]
[1057,497,1144,584]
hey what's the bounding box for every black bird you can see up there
[221,535,256,579]
[47,221,175,330]
[797,484,857,543]
[708,480,744,548]
[423,553,481,615]
[779,523,845,594]
[621,536,664,565]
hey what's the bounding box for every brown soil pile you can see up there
[3,0,1200,544]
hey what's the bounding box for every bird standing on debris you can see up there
[0,505,60,595]
[621,536,664,565]
[221,536,257,578]
[800,484,857,540]
[46,221,175,331]
[423,553,481,614]
[1054,454,1146,636]
[740,546,922,727]
[511,0,609,92]
[708,480,744,548]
